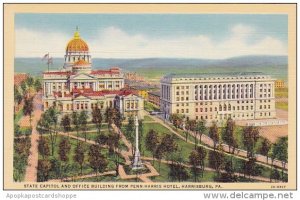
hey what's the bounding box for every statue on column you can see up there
[132,115,143,170]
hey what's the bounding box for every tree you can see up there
[243,157,256,180]
[72,111,80,143]
[138,119,144,152]
[270,167,281,182]
[73,142,85,175]
[37,159,52,182]
[125,115,135,156]
[105,107,116,127]
[189,150,201,182]
[61,115,71,137]
[169,152,189,182]
[113,109,123,128]
[242,126,260,158]
[222,118,236,153]
[34,78,42,91]
[258,138,271,163]
[187,119,197,149]
[58,137,71,163]
[197,147,207,178]
[156,133,178,171]
[155,144,164,172]
[96,133,109,146]
[14,86,23,112]
[273,137,288,180]
[169,114,184,129]
[37,114,49,138]
[88,145,108,176]
[208,150,224,177]
[58,137,71,180]
[92,107,102,135]
[218,159,237,182]
[196,119,206,145]
[20,81,27,97]
[209,121,219,151]
[23,97,34,126]
[160,133,178,154]
[145,129,159,164]
[26,76,35,87]
[37,107,59,155]
[79,111,88,142]
[107,131,120,155]
[38,137,50,159]
[47,107,60,155]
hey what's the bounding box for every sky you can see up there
[15,14,288,59]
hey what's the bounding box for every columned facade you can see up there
[160,73,276,122]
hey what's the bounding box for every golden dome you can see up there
[66,28,89,52]
[73,59,89,66]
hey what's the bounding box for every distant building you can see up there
[124,72,145,82]
[148,91,160,107]
[130,86,149,100]
[160,72,276,122]
[275,80,285,88]
[42,28,144,119]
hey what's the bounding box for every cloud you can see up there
[15,28,69,57]
[15,24,287,59]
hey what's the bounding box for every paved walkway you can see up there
[24,92,43,182]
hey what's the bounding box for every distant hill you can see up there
[14,55,288,81]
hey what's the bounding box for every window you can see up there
[196,108,198,112]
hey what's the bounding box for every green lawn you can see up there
[144,101,160,112]
[57,123,109,132]
[143,115,155,122]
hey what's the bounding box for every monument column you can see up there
[132,116,143,170]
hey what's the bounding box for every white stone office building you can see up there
[160,73,276,122]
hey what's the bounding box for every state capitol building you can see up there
[42,29,144,119]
